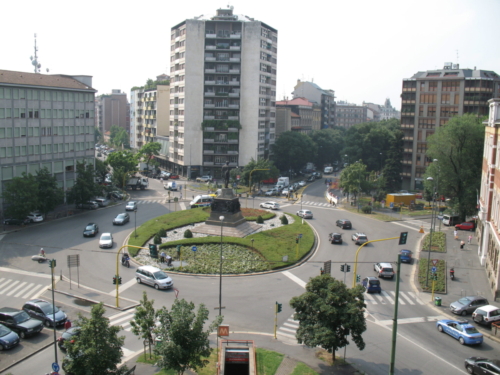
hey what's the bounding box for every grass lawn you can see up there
[341,204,397,222]
[418,258,446,292]
[136,353,176,375]
[421,231,446,252]
[290,362,319,375]
[255,348,285,375]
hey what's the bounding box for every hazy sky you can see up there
[2,0,499,109]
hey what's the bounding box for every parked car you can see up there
[196,176,212,182]
[260,201,280,210]
[362,277,381,293]
[296,209,313,219]
[436,319,483,345]
[4,218,29,225]
[399,249,413,263]
[450,296,489,316]
[455,222,475,231]
[336,219,352,229]
[374,262,395,279]
[113,213,130,225]
[93,197,110,207]
[136,266,174,290]
[26,212,43,223]
[108,191,123,200]
[328,233,343,244]
[472,305,500,326]
[307,175,315,182]
[99,233,113,248]
[0,307,44,338]
[298,181,306,187]
[22,299,67,327]
[464,357,500,374]
[77,201,98,210]
[126,201,138,211]
[169,174,180,179]
[0,323,20,350]
[281,188,290,196]
[312,172,322,179]
[351,233,368,245]
[265,189,279,196]
[57,326,80,351]
[83,223,99,237]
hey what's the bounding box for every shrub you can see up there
[158,228,167,237]
[361,205,372,214]
[280,215,289,225]
[256,215,264,224]
[153,234,162,245]
[184,229,193,238]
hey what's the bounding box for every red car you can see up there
[169,174,180,179]
[455,222,475,231]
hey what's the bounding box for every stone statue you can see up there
[222,161,231,189]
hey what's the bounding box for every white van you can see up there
[443,215,460,226]
[164,181,177,191]
[324,166,334,174]
[190,195,213,208]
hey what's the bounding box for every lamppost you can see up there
[433,159,439,232]
[425,176,437,288]
[219,215,224,316]
[134,208,137,238]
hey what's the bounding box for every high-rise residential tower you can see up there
[169,7,277,178]
[401,63,500,190]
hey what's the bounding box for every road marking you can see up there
[0,280,19,295]
[364,296,378,305]
[399,291,415,305]
[391,222,421,231]
[282,271,306,288]
[377,315,445,326]
[381,290,395,304]
[0,266,52,278]
[180,202,186,210]
[14,282,35,298]
[373,293,386,304]
[388,291,405,305]
[108,277,137,296]
[110,313,135,326]
[7,281,27,296]
[23,284,47,299]
[407,291,425,305]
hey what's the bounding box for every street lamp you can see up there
[433,159,439,232]
[425,176,436,288]
[134,208,137,238]
[219,215,224,316]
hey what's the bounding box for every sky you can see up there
[2,0,499,109]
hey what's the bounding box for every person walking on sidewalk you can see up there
[160,251,166,264]
[468,235,472,244]
[454,230,458,240]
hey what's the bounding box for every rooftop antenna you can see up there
[456,49,459,65]
[29,34,48,74]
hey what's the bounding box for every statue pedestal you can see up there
[206,188,246,227]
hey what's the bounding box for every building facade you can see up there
[0,69,96,204]
[275,97,321,135]
[292,80,335,128]
[401,63,500,190]
[335,101,368,128]
[363,99,400,122]
[478,98,500,299]
[96,89,129,136]
[169,7,277,179]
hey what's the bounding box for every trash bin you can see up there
[435,297,442,306]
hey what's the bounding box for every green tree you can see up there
[107,150,138,175]
[35,167,64,217]
[382,130,404,193]
[290,275,366,363]
[95,158,110,182]
[64,303,126,375]
[138,142,161,171]
[338,161,369,200]
[67,162,101,205]
[232,158,279,188]
[130,292,156,359]
[109,125,130,149]
[95,126,102,143]
[271,131,317,173]
[426,114,485,220]
[2,173,39,219]
[309,129,344,168]
[154,299,223,375]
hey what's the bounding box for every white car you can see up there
[99,233,113,248]
[27,212,43,223]
[298,181,306,187]
[265,189,279,196]
[260,201,280,210]
[281,188,290,196]
[296,209,313,219]
[126,201,138,211]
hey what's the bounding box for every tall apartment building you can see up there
[169,7,277,178]
[96,89,129,136]
[0,69,96,201]
[400,63,500,190]
[292,80,335,128]
[275,97,321,135]
[336,101,368,128]
[130,79,170,150]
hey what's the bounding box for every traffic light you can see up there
[433,273,438,281]
[48,259,56,268]
[356,274,361,282]
[340,264,345,272]
[118,276,122,285]
[295,237,299,244]
[276,302,282,313]
[346,265,351,272]
[399,232,408,245]
[113,276,116,285]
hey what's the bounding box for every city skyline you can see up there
[2,0,499,109]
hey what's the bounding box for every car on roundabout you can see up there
[260,201,280,210]
[83,223,99,237]
[362,276,381,293]
[351,232,368,245]
[113,213,130,225]
[336,219,352,229]
[99,233,113,248]
[265,189,279,196]
[464,357,500,374]
[296,209,313,219]
[328,233,343,244]
[125,201,138,211]
[298,180,306,187]
[436,318,483,345]
[399,249,413,263]
[136,266,174,290]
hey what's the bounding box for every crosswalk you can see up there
[0,278,49,300]
[299,201,334,207]
[134,199,187,210]
[108,310,136,332]
[364,291,424,305]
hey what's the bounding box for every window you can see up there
[420,94,436,104]
[429,82,438,91]
[441,94,450,104]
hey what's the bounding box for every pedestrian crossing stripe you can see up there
[363,290,425,306]
[0,279,49,300]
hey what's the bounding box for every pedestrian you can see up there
[166,254,172,266]
[454,230,458,240]
[160,251,166,263]
[460,240,465,249]
[64,319,72,330]
[468,235,472,244]
[180,193,183,200]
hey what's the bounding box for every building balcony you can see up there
[230,46,241,50]
[229,58,240,62]
[401,124,414,129]
[204,104,215,108]
[203,162,215,166]
[206,45,216,50]
[401,112,415,117]
[204,139,215,143]
[214,81,229,85]
[403,148,413,153]
[228,116,239,120]
[204,127,215,131]
[204,150,214,154]
[228,92,239,97]
[402,100,416,104]
[230,33,241,39]
[227,150,238,155]
[205,69,216,74]
[402,88,416,92]
[205,57,216,61]
[229,81,240,86]
[228,162,238,166]
[204,115,215,120]
[205,92,215,97]
[228,139,238,143]
[228,104,239,109]
[465,87,493,92]
[229,69,240,74]
[206,34,217,38]
[205,80,216,85]
[403,137,414,141]
[402,160,412,164]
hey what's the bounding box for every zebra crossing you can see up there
[108,310,136,332]
[0,278,49,300]
[364,291,425,305]
[299,201,334,207]
[277,315,300,342]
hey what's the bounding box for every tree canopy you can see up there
[109,125,130,149]
[271,131,317,172]
[35,167,64,217]
[425,114,485,220]
[338,161,369,199]
[138,142,161,170]
[130,292,156,359]
[231,158,279,188]
[154,299,223,375]
[63,303,126,375]
[66,162,101,205]
[290,275,366,363]
[309,129,344,169]
[2,173,39,219]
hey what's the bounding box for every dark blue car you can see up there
[362,277,381,293]
[399,249,413,263]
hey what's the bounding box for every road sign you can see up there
[52,363,60,372]
[218,325,229,337]
[432,266,437,273]
[192,246,197,252]
[431,259,439,266]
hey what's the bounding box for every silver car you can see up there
[136,266,174,290]
[126,201,138,211]
[450,296,489,316]
[99,233,113,248]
